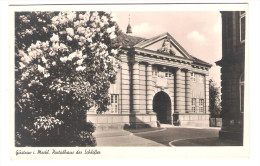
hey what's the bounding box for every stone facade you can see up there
[217,11,245,141]
[87,32,212,130]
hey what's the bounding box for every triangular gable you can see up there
[134,33,192,59]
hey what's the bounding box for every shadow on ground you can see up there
[171,137,243,146]
[124,126,242,146]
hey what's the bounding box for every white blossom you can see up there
[18,50,26,57]
[59,17,67,25]
[111,49,118,55]
[25,29,33,35]
[49,51,55,56]
[51,16,59,25]
[109,33,116,39]
[44,73,50,78]
[66,12,76,22]
[91,22,97,28]
[76,66,86,71]
[77,27,85,34]
[100,43,107,49]
[101,16,108,24]
[59,43,67,51]
[50,33,59,43]
[68,52,76,61]
[87,37,92,43]
[74,20,80,27]
[41,56,47,64]
[21,55,32,64]
[92,12,98,17]
[19,62,26,69]
[79,36,86,43]
[52,42,60,51]
[60,57,68,63]
[43,27,48,33]
[74,35,79,40]
[42,41,49,50]
[76,59,84,65]
[99,22,104,27]
[106,26,115,34]
[111,26,116,32]
[30,44,37,50]
[38,65,45,73]
[35,41,41,48]
[80,20,87,26]
[67,35,73,41]
[66,28,74,36]
[75,50,83,58]
[79,14,84,19]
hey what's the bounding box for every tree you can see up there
[209,79,222,118]
[15,11,120,146]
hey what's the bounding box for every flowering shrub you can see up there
[15,11,120,146]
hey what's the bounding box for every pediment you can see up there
[134,33,192,59]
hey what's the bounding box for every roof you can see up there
[114,31,212,67]
[113,30,146,48]
[190,55,212,67]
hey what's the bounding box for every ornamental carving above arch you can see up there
[157,39,176,55]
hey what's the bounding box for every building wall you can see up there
[87,50,211,130]
[218,11,245,141]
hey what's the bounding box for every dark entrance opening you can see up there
[153,91,171,124]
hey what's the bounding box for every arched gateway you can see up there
[153,91,171,124]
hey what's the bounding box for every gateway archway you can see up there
[153,91,171,124]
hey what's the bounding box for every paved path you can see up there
[93,126,242,147]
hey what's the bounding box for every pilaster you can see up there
[185,70,192,113]
[205,75,210,114]
[132,61,140,113]
[120,60,131,114]
[175,68,186,113]
[146,63,153,114]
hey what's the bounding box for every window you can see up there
[199,99,204,112]
[240,73,244,113]
[191,72,196,82]
[152,66,158,76]
[191,98,196,112]
[198,75,204,83]
[110,94,119,114]
[165,70,172,78]
[240,11,246,42]
[153,66,172,78]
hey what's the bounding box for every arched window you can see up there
[239,11,246,43]
[240,73,244,113]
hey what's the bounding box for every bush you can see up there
[15,11,120,146]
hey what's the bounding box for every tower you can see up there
[126,14,132,34]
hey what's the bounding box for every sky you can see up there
[114,12,222,87]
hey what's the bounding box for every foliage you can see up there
[15,11,120,146]
[209,79,222,118]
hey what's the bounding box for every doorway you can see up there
[153,91,171,124]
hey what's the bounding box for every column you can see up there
[205,75,210,114]
[175,68,186,113]
[120,60,131,114]
[146,63,153,114]
[185,70,192,113]
[132,61,140,113]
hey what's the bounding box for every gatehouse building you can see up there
[87,28,212,130]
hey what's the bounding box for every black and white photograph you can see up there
[14,8,246,148]
[1,2,259,162]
